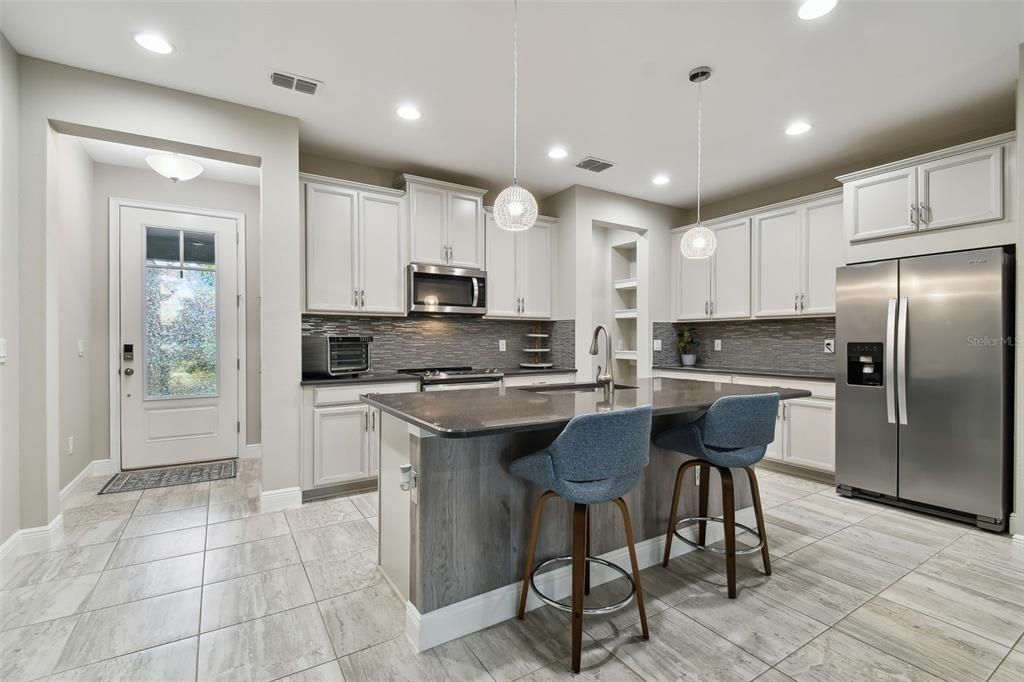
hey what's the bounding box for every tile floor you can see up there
[1,462,1021,681]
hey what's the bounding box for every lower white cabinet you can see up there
[502,372,577,388]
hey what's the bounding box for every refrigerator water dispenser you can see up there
[846,342,883,387]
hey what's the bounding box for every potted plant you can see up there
[677,327,699,367]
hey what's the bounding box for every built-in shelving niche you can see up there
[610,240,639,384]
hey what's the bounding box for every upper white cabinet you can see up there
[672,218,749,320]
[304,176,406,315]
[485,211,554,319]
[401,175,486,269]
[752,191,843,317]
[840,134,1011,247]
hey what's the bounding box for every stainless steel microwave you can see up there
[408,264,487,315]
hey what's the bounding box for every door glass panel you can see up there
[183,231,216,268]
[144,267,218,399]
[146,227,180,265]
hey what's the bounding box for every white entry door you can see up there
[119,206,240,469]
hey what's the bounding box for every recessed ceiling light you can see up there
[396,105,421,121]
[134,33,174,55]
[798,0,837,20]
[652,174,670,186]
[547,146,568,159]
[786,121,813,136]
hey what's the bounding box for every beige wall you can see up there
[92,164,262,448]
[1,34,21,546]
[18,57,299,529]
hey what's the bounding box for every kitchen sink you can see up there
[516,382,637,394]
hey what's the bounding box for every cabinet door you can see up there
[764,404,785,462]
[368,408,380,476]
[519,219,553,319]
[674,233,711,320]
[846,167,917,241]
[710,218,750,319]
[447,191,484,268]
[484,212,520,317]
[409,183,447,265]
[305,183,359,312]
[752,209,802,317]
[918,146,1003,231]
[312,404,369,486]
[783,398,836,472]
[802,196,844,315]
[359,192,406,314]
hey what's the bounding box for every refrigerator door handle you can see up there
[885,298,897,424]
[896,297,909,425]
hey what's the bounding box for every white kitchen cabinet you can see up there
[502,372,577,388]
[917,146,1003,231]
[802,195,844,315]
[304,176,406,315]
[485,212,554,319]
[671,219,749,321]
[401,175,486,269]
[844,166,917,242]
[672,232,712,320]
[782,398,836,472]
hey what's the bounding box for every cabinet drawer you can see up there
[732,375,835,400]
[503,372,577,388]
[313,381,420,406]
[656,370,734,384]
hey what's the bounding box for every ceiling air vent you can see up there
[270,71,321,95]
[575,156,615,173]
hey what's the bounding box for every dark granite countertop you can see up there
[300,373,420,387]
[653,365,835,382]
[362,377,811,438]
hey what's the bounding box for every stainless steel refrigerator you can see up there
[835,247,1013,531]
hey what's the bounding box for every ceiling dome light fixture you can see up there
[798,0,838,21]
[494,0,537,232]
[145,153,204,183]
[547,146,568,159]
[134,33,174,54]
[680,66,717,260]
[786,120,812,136]
[396,104,421,121]
[652,174,670,186]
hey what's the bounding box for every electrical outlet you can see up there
[653,339,662,351]
[499,340,507,352]
[714,339,722,351]
[68,436,74,455]
[824,339,835,354]
[77,340,85,358]
[0,338,7,364]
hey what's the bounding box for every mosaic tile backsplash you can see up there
[653,317,836,376]
[303,315,576,373]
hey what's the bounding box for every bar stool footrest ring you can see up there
[672,516,764,555]
[528,556,635,614]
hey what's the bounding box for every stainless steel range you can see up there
[398,366,504,391]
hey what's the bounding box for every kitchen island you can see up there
[362,377,811,651]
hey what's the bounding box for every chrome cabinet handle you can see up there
[371,410,376,431]
[800,293,806,311]
[919,203,930,224]
[704,301,709,315]
[794,294,799,312]
[364,411,368,432]
[360,289,365,307]
[353,289,358,307]
[910,203,918,226]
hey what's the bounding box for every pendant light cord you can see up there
[696,79,702,226]
[512,0,519,185]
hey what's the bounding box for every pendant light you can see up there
[680,66,717,259]
[493,0,538,232]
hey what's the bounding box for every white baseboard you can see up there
[404,508,755,652]
[59,458,115,507]
[242,444,262,459]
[1009,512,1019,538]
[0,512,66,572]
[259,486,302,512]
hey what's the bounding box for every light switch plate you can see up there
[499,340,506,352]
[824,339,835,354]
[77,340,85,357]
[653,339,662,351]
[714,339,722,351]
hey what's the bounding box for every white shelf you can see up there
[614,309,638,319]
[614,278,638,290]
[519,362,554,369]
[615,350,637,360]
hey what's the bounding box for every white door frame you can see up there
[108,197,247,472]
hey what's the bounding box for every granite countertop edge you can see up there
[652,364,835,382]
[301,367,578,386]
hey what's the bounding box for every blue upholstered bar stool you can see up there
[654,393,780,599]
[511,405,653,674]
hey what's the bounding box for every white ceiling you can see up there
[3,1,1022,207]
[78,137,261,186]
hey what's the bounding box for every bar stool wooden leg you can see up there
[571,503,587,674]
[614,497,649,640]
[718,467,737,598]
[697,464,711,546]
[662,460,698,566]
[584,507,591,595]
[744,466,772,576]
[517,491,557,619]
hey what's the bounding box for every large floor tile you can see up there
[49,517,128,549]
[55,588,201,672]
[463,606,590,682]
[339,636,493,681]
[761,521,818,559]
[601,607,768,681]
[942,532,1024,576]
[579,576,671,641]
[47,636,198,682]
[784,537,910,594]
[303,546,383,601]
[991,650,1024,682]
[517,640,643,682]
[205,512,290,550]
[0,615,79,682]
[201,564,315,632]
[915,550,1024,607]
[825,524,943,569]
[107,526,206,569]
[62,486,142,511]
[86,552,204,610]
[739,558,871,626]
[207,498,262,524]
[0,572,99,631]
[856,508,970,546]
[775,629,940,681]
[134,483,210,516]
[209,476,261,506]
[764,495,873,539]
[285,497,363,532]
[292,520,377,562]
[834,597,1008,681]
[197,603,334,682]
[348,492,378,519]
[0,542,113,590]
[121,506,207,539]
[62,499,138,528]
[277,659,345,682]
[879,571,1024,647]
[203,534,300,584]
[676,589,826,665]
[318,584,404,657]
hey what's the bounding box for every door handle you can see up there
[800,293,806,311]
[896,297,909,425]
[910,203,918,227]
[919,203,930,224]
[123,367,135,376]
[360,289,365,307]
[353,288,358,307]
[471,278,480,308]
[885,298,897,424]
[795,293,799,311]
[371,410,376,431]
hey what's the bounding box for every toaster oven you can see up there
[301,335,372,379]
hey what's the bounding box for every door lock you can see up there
[123,367,135,376]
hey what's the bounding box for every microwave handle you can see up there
[472,277,480,308]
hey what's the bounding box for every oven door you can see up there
[408,264,487,315]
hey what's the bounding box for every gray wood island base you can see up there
[362,378,811,651]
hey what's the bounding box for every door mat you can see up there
[99,460,237,494]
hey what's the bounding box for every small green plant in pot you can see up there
[677,327,699,367]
